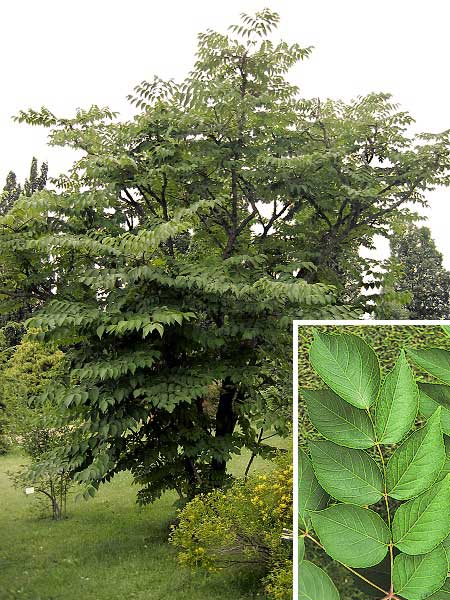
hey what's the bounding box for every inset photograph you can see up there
[297,322,450,600]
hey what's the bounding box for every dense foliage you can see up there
[171,451,293,599]
[0,9,449,503]
[390,225,450,319]
[0,157,47,216]
[0,335,72,518]
[1,336,64,425]
[299,329,450,599]
[0,157,48,324]
[0,158,49,452]
[0,11,333,502]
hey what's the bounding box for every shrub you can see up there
[171,452,293,599]
[0,407,9,454]
[9,452,73,520]
[1,335,74,519]
[7,412,75,520]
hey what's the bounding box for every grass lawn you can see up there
[0,438,290,600]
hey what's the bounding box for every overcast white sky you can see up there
[1,1,450,265]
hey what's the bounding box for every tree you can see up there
[0,157,48,324]
[389,225,450,319]
[0,158,48,451]
[24,157,48,198]
[0,172,21,216]
[1,10,449,502]
[363,258,412,319]
[0,157,51,324]
[1,157,47,215]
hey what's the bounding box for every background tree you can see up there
[1,172,21,216]
[0,157,48,325]
[364,258,412,319]
[0,157,48,215]
[0,158,48,452]
[389,224,450,319]
[0,10,449,503]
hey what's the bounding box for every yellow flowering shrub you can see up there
[170,452,292,598]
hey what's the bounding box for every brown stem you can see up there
[367,409,395,593]
[243,428,264,480]
[302,532,390,596]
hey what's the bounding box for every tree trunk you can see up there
[210,376,239,487]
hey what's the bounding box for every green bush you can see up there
[0,410,9,454]
[1,334,74,519]
[171,452,293,599]
[1,335,64,432]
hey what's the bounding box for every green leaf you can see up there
[375,351,419,444]
[310,504,390,568]
[392,476,450,555]
[443,535,450,570]
[426,579,450,600]
[298,560,340,600]
[407,348,450,386]
[142,323,154,338]
[438,437,450,481]
[299,536,305,563]
[309,332,380,409]
[299,448,328,529]
[96,325,105,339]
[301,388,375,449]
[386,409,445,500]
[154,323,164,337]
[393,545,448,599]
[309,441,384,506]
[419,383,450,436]
[441,325,450,339]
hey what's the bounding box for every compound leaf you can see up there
[299,560,340,600]
[437,437,450,481]
[426,579,450,599]
[393,545,448,599]
[419,383,450,436]
[443,535,450,570]
[299,536,305,563]
[407,348,450,386]
[299,448,328,529]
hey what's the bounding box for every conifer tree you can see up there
[390,225,450,319]
[1,157,47,215]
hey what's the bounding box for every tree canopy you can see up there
[1,9,449,501]
[0,157,48,324]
